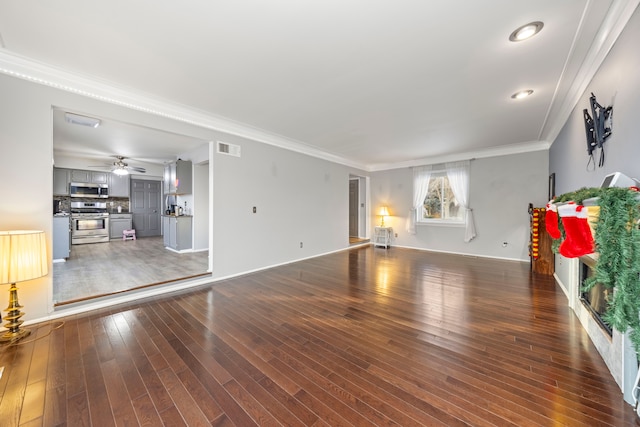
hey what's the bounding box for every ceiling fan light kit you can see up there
[89,155,146,174]
[112,167,129,176]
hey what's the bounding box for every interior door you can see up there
[349,179,359,237]
[131,179,161,237]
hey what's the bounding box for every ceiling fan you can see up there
[89,156,146,175]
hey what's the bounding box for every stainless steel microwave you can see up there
[69,182,109,198]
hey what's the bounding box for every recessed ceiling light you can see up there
[509,21,544,42]
[64,112,101,128]
[511,90,534,99]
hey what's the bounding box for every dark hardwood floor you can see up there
[1,246,637,426]
[349,236,369,245]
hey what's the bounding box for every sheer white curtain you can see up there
[445,160,476,242]
[406,165,432,235]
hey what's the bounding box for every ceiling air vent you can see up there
[217,141,241,157]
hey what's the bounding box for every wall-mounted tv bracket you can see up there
[584,92,613,170]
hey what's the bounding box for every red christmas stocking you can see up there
[545,201,561,239]
[557,203,594,258]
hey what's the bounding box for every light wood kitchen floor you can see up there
[53,236,209,305]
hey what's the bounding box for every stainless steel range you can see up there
[70,201,110,244]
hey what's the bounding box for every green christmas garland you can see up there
[552,187,640,356]
[589,188,640,354]
[553,187,603,204]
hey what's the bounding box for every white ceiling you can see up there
[51,108,209,170]
[0,1,637,171]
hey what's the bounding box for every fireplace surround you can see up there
[555,253,638,405]
[580,254,612,336]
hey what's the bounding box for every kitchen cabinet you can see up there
[53,215,71,260]
[163,215,192,251]
[70,169,108,184]
[110,213,133,239]
[162,216,170,247]
[109,173,130,197]
[91,170,109,184]
[53,167,71,195]
[164,160,192,194]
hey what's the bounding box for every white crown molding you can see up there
[368,140,552,172]
[0,50,369,171]
[0,50,557,174]
[541,0,640,145]
[4,0,634,178]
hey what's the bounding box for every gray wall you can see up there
[0,74,219,320]
[548,7,640,401]
[550,6,640,194]
[193,162,210,251]
[212,135,356,276]
[8,5,638,322]
[0,72,367,322]
[551,4,640,297]
[371,150,549,261]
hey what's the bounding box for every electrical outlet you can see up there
[300,242,303,248]
[253,206,256,213]
[502,242,508,247]
[395,233,398,238]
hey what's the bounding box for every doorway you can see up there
[131,179,162,237]
[349,179,359,237]
[349,175,369,244]
[51,107,212,306]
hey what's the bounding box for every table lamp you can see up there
[0,230,48,343]
[379,206,389,227]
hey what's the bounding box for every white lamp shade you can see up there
[379,206,390,216]
[112,167,129,175]
[0,230,48,284]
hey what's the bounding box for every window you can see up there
[419,171,463,223]
[409,160,475,241]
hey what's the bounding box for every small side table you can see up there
[374,227,393,248]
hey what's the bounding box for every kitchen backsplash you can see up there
[108,198,130,213]
[53,196,130,213]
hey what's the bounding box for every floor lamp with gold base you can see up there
[0,230,48,344]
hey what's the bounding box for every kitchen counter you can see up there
[163,215,192,251]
